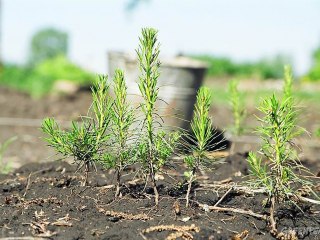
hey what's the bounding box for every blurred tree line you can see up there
[192,54,291,80]
[303,47,320,82]
[125,0,149,11]
[29,28,68,66]
[0,28,94,97]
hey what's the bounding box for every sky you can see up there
[2,0,320,75]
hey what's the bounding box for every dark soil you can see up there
[0,154,319,240]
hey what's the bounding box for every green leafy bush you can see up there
[0,56,94,97]
[34,55,94,85]
[0,64,53,97]
[0,27,94,97]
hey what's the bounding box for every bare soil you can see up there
[0,87,92,167]
[0,154,319,240]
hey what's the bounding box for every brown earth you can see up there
[0,154,319,240]
[0,87,92,167]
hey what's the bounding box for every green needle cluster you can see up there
[228,79,246,136]
[42,75,112,186]
[106,69,134,198]
[247,66,310,202]
[0,137,16,174]
[184,86,215,207]
[135,28,181,205]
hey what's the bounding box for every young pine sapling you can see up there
[0,137,17,174]
[247,66,314,237]
[101,69,134,198]
[228,79,246,136]
[136,28,180,205]
[315,128,320,138]
[42,75,112,186]
[184,86,216,207]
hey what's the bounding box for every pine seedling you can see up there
[42,75,112,186]
[247,66,313,236]
[315,128,320,138]
[184,86,216,207]
[100,69,134,198]
[0,137,16,174]
[136,27,161,205]
[136,28,180,205]
[283,65,293,101]
[228,79,246,136]
[91,75,113,147]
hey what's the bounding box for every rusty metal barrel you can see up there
[108,51,208,130]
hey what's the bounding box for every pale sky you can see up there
[2,0,320,74]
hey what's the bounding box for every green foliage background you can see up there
[303,47,320,81]
[0,27,94,97]
[0,56,94,97]
[192,54,291,80]
[29,28,68,66]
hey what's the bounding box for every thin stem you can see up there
[185,167,196,207]
[149,160,159,206]
[269,196,278,237]
[137,28,161,206]
[82,162,90,187]
[197,202,268,221]
[115,167,121,198]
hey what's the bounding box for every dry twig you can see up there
[143,224,200,234]
[197,202,267,221]
[166,231,194,240]
[23,168,53,197]
[51,214,73,227]
[231,230,249,240]
[214,184,234,207]
[97,208,152,220]
[0,237,48,240]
